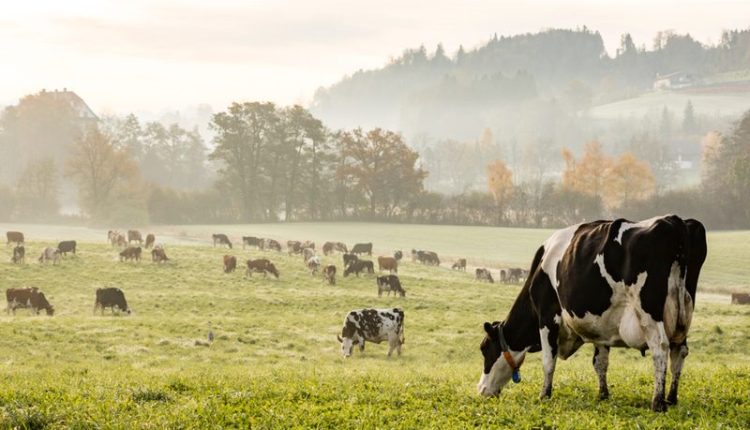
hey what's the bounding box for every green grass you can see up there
[589,90,750,121]
[0,229,748,429]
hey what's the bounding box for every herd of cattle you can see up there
[4,216,746,412]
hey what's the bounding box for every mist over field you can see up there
[0,2,749,428]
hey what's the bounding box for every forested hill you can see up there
[311,28,750,140]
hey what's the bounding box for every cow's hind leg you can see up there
[593,345,610,400]
[646,321,670,412]
[667,341,689,405]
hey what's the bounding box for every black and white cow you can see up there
[478,215,707,412]
[337,308,405,357]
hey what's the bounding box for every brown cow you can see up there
[6,231,24,246]
[224,255,237,273]
[11,245,25,264]
[287,241,302,255]
[145,234,155,249]
[265,239,282,252]
[128,230,143,245]
[731,293,750,305]
[151,247,169,263]
[323,265,336,285]
[452,258,467,271]
[120,246,142,262]
[322,241,335,255]
[6,287,54,315]
[245,259,280,279]
[377,256,398,273]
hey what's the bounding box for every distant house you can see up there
[39,88,98,121]
[653,72,699,90]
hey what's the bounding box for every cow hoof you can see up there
[598,390,610,401]
[651,398,668,412]
[666,393,678,405]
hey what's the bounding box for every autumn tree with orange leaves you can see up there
[561,141,655,209]
[487,159,514,221]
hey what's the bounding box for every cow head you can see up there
[478,321,517,397]
[268,264,280,279]
[337,334,359,357]
[45,305,55,316]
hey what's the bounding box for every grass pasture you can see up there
[0,223,747,428]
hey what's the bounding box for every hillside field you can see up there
[0,223,747,428]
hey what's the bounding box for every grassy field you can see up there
[0,224,748,428]
[589,90,750,121]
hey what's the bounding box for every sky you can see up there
[2,0,749,115]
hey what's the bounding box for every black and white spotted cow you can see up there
[478,215,707,412]
[337,308,405,357]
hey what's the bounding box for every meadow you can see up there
[0,223,748,429]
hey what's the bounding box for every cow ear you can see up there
[483,322,495,337]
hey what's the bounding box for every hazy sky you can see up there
[2,0,748,114]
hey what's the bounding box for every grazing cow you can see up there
[145,234,155,249]
[11,245,25,264]
[6,287,55,316]
[476,268,494,283]
[343,253,358,268]
[119,246,142,262]
[265,239,282,252]
[151,248,169,263]
[344,260,374,277]
[477,216,707,412]
[323,265,337,285]
[337,308,405,357]
[324,241,348,255]
[417,250,440,266]
[128,230,143,245]
[115,234,127,248]
[95,288,130,314]
[224,255,237,273]
[57,240,77,256]
[377,256,398,273]
[351,243,372,256]
[504,268,526,284]
[213,234,232,249]
[452,258,467,271]
[731,293,750,305]
[322,241,335,255]
[307,256,321,275]
[394,250,403,261]
[242,236,264,249]
[6,231,24,246]
[245,259,280,279]
[377,275,406,297]
[287,241,302,255]
[38,247,60,265]
[303,247,316,262]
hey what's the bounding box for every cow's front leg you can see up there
[667,341,688,405]
[646,322,670,412]
[539,322,559,399]
[359,340,365,353]
[592,345,610,400]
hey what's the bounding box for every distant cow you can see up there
[338,308,405,357]
[6,287,54,316]
[119,246,142,262]
[302,241,315,250]
[38,247,60,265]
[108,230,124,247]
[475,268,494,283]
[504,267,526,283]
[128,230,143,245]
[145,234,155,249]
[95,288,130,314]
[57,240,77,256]
[303,247,316,262]
[307,256,321,275]
[287,241,302,255]
[343,253,359,268]
[377,256,398,273]
[324,241,348,255]
[351,243,372,256]
[394,250,403,261]
[213,234,232,249]
[452,259,467,271]
[245,259,280,279]
[243,236,264,249]
[11,245,25,264]
[377,275,406,297]
[151,248,169,263]
[264,239,282,252]
[224,255,237,273]
[731,293,750,305]
[323,265,337,285]
[344,260,374,277]
[6,231,24,246]
[416,250,440,266]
